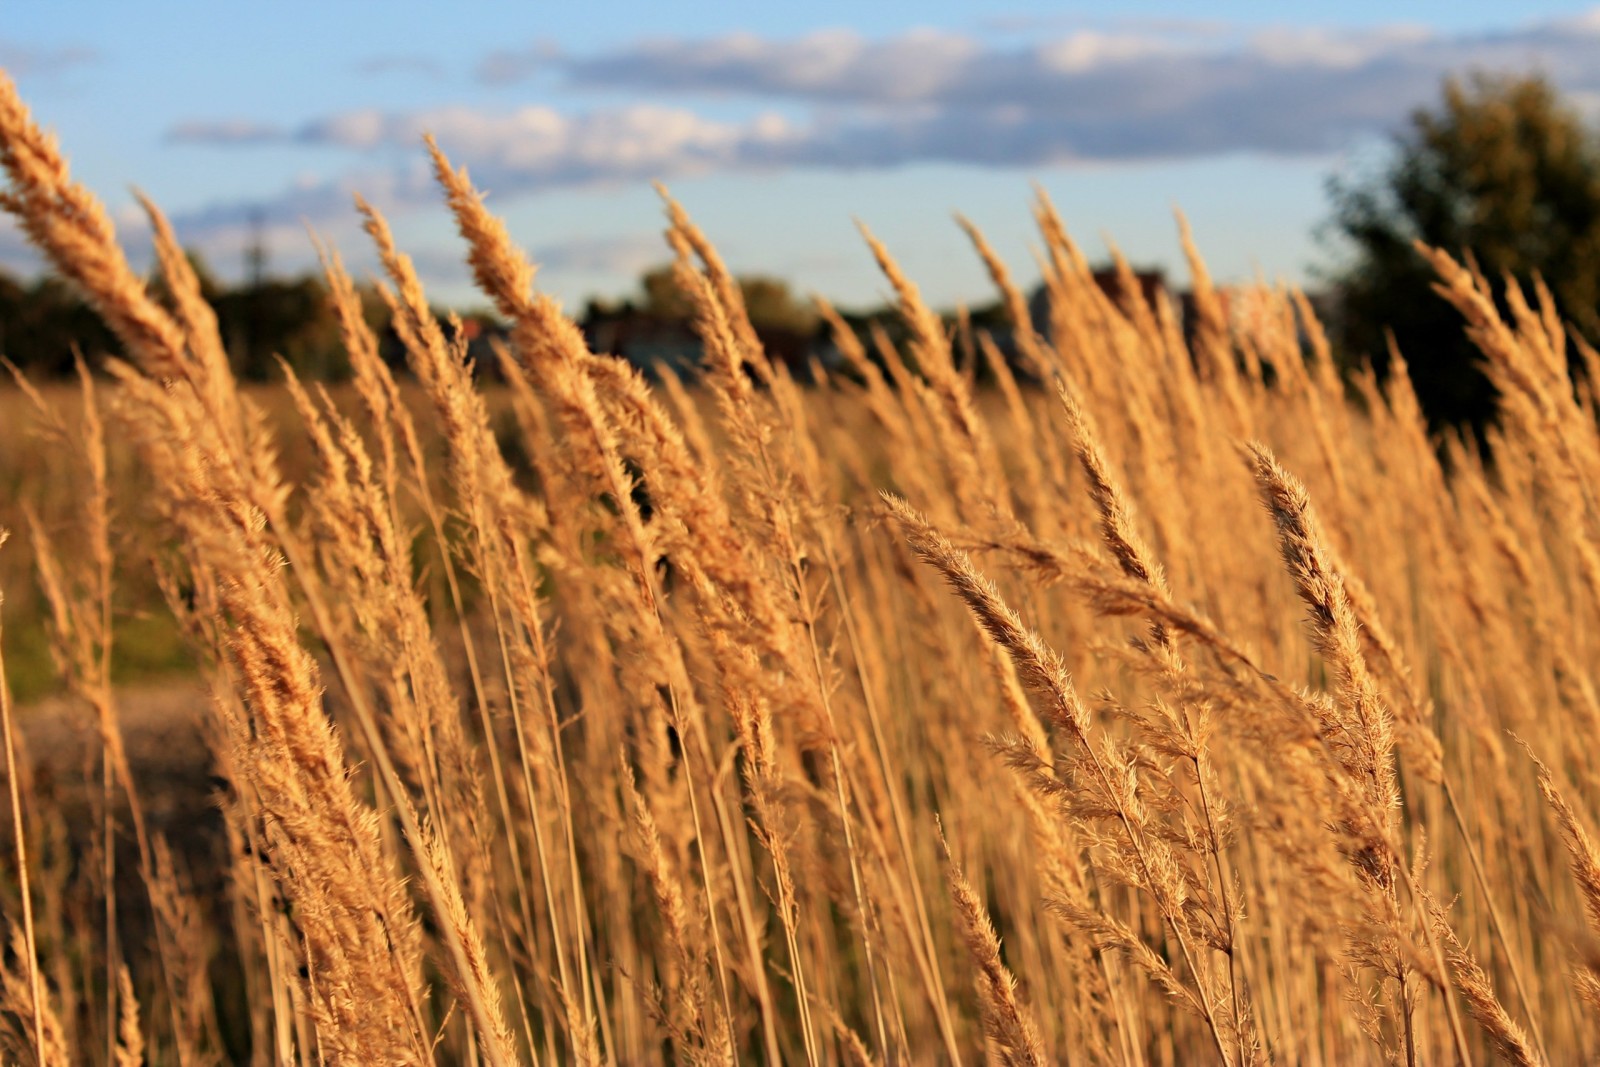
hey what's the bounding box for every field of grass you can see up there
[3,69,1600,1066]
[0,375,533,704]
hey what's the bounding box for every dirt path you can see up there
[9,679,223,881]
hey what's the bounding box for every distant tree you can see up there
[1325,72,1600,431]
[214,275,350,380]
[736,275,817,335]
[639,265,693,320]
[0,271,119,375]
[637,265,817,334]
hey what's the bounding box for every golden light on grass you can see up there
[2,65,1598,1065]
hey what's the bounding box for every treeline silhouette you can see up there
[0,255,989,384]
[0,255,393,380]
[10,72,1600,444]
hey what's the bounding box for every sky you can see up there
[7,2,1600,313]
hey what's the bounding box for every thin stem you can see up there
[0,586,49,1066]
[1442,778,1549,1063]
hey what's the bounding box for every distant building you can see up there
[582,306,824,381]
[1025,268,1172,361]
[584,309,704,378]
[1093,268,1170,313]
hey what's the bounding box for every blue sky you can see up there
[6,2,1600,312]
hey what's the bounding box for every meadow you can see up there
[1,68,1597,1066]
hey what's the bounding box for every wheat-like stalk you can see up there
[5,64,1600,1066]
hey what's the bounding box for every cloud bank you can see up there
[0,42,98,78]
[180,14,1600,173]
[144,11,1600,264]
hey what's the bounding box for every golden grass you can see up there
[4,66,1600,1065]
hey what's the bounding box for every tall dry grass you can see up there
[1,67,1599,1065]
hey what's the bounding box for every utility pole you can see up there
[246,208,266,288]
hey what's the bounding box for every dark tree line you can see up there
[8,71,1600,442]
[0,253,385,380]
[0,256,837,382]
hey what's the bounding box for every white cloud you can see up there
[535,15,1600,124]
[168,118,287,144]
[554,28,979,103]
[299,104,801,183]
[354,54,446,79]
[1037,30,1185,73]
[476,40,563,86]
[153,9,1600,249]
[175,104,801,185]
[1254,25,1435,68]
[0,43,98,78]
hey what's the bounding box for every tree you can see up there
[639,264,693,320]
[213,275,347,380]
[638,265,817,334]
[1325,72,1600,431]
[736,275,817,335]
[0,271,119,376]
